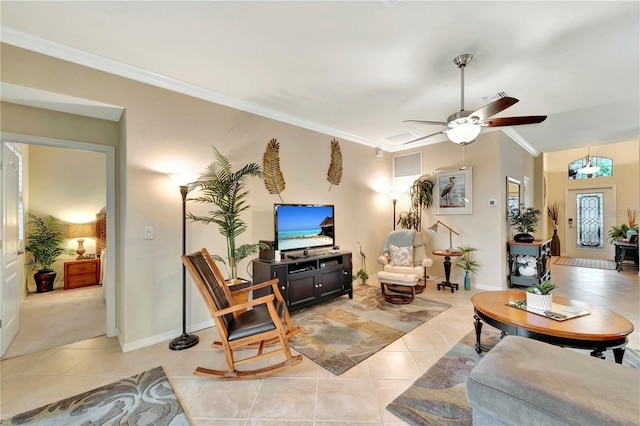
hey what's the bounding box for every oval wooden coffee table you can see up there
[471,290,634,364]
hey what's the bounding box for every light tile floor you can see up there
[1,264,638,425]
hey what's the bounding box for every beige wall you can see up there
[0,102,120,147]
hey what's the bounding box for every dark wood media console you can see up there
[252,251,353,311]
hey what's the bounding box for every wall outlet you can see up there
[144,226,154,240]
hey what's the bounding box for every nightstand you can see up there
[64,258,101,290]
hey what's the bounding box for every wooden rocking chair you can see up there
[200,247,300,342]
[182,250,303,380]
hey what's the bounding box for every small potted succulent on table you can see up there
[526,282,556,311]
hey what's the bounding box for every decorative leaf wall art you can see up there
[262,138,286,202]
[327,138,343,191]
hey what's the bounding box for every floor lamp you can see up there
[388,192,402,230]
[169,173,200,351]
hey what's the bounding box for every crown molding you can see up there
[501,127,540,157]
[1,27,380,148]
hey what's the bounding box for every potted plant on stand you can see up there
[508,203,542,243]
[24,213,74,293]
[454,245,481,290]
[188,146,267,283]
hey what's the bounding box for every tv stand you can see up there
[253,251,352,311]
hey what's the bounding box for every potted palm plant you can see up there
[188,146,266,283]
[24,213,74,293]
[454,245,481,290]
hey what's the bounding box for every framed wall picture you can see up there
[435,168,473,215]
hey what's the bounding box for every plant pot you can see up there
[33,270,56,293]
[518,265,537,277]
[627,229,637,240]
[527,292,552,311]
[464,271,471,291]
[514,233,534,243]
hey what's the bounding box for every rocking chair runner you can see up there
[182,250,302,380]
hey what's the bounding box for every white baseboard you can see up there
[121,319,214,353]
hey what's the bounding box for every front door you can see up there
[1,142,21,356]
[565,186,615,260]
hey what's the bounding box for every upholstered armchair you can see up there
[377,230,433,287]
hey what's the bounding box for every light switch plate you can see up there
[489,199,497,206]
[144,227,154,240]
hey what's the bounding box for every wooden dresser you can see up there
[64,258,101,290]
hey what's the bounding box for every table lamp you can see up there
[68,222,96,259]
[428,220,459,252]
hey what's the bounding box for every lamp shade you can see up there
[68,222,96,238]
[169,173,200,187]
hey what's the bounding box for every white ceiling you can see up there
[1,1,638,155]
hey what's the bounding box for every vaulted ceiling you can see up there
[1,1,638,155]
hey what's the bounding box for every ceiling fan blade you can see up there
[403,129,446,145]
[482,116,547,127]
[470,97,519,120]
[403,119,448,126]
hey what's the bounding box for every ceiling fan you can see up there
[404,54,547,146]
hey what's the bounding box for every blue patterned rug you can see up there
[4,366,190,425]
[290,284,451,375]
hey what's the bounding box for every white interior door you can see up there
[1,142,21,356]
[565,186,615,260]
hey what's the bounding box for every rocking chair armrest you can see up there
[213,294,276,317]
[229,278,279,295]
[230,278,286,303]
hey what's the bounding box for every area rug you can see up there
[289,284,451,375]
[386,329,640,425]
[4,366,190,425]
[553,256,616,270]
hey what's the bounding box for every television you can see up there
[274,204,335,254]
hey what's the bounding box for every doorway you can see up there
[565,186,616,260]
[0,132,116,357]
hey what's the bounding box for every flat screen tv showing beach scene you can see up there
[274,204,335,252]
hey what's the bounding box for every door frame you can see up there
[0,132,116,337]
[564,185,616,260]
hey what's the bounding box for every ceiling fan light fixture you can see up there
[447,123,481,144]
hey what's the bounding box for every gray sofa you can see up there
[465,335,640,425]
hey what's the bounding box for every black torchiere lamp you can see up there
[428,220,459,252]
[168,173,201,351]
[388,192,402,230]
